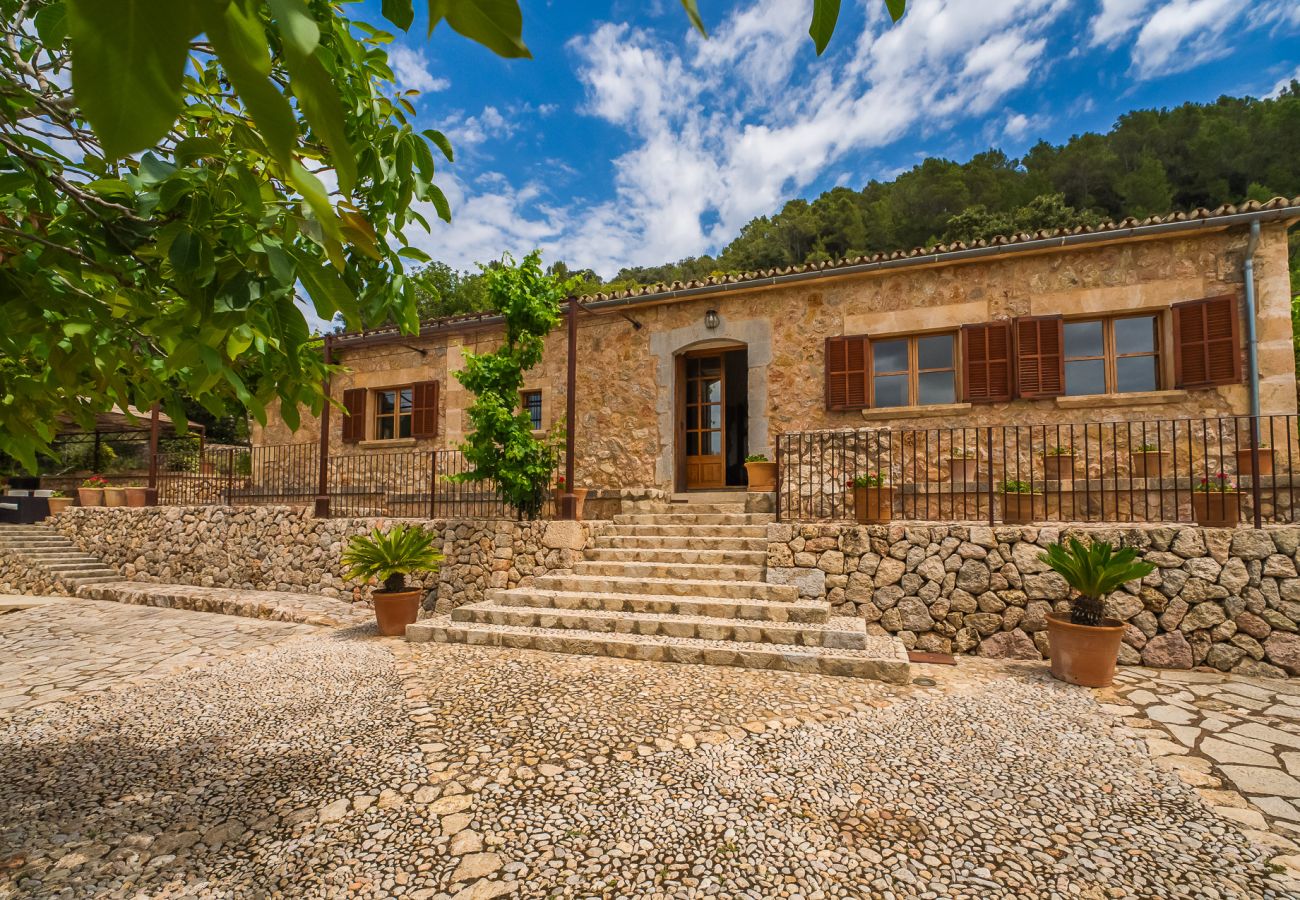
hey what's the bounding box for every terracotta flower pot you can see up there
[1000,492,1040,525]
[47,496,74,516]
[76,487,103,507]
[1193,491,1241,527]
[1130,450,1169,479]
[1046,612,1126,687]
[948,457,979,483]
[743,461,778,492]
[125,487,150,507]
[552,487,588,520]
[852,485,893,524]
[373,589,423,636]
[1040,453,1075,481]
[1236,448,1274,477]
[102,486,126,507]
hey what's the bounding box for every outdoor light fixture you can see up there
[704,309,720,330]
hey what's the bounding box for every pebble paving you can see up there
[1,599,1296,898]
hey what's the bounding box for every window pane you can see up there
[398,414,412,438]
[705,378,721,403]
[917,334,953,370]
[703,431,721,455]
[686,432,699,455]
[1115,316,1157,355]
[698,357,721,376]
[377,417,394,440]
[872,339,907,374]
[918,371,956,405]
[1064,321,1103,359]
[399,388,413,412]
[705,405,721,430]
[686,406,698,430]
[378,390,396,414]
[1116,355,1158,393]
[874,374,908,407]
[686,379,698,403]
[1065,359,1105,396]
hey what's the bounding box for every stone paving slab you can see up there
[0,598,318,717]
[77,581,371,627]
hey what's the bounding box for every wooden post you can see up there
[562,298,578,520]
[145,403,161,504]
[314,335,333,518]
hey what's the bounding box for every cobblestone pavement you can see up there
[1108,666,1300,868]
[0,597,316,717]
[2,597,1296,900]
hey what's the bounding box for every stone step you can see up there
[38,561,117,574]
[0,539,76,548]
[585,547,768,566]
[452,603,866,648]
[593,534,767,552]
[612,513,775,526]
[573,560,766,582]
[484,589,829,623]
[78,582,370,627]
[533,573,798,602]
[669,491,749,505]
[406,618,910,683]
[662,503,747,514]
[602,524,770,539]
[17,552,92,562]
[62,575,124,587]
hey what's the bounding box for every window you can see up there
[522,390,543,430]
[870,333,957,408]
[375,387,413,439]
[1063,315,1159,396]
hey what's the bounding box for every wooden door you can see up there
[684,354,725,489]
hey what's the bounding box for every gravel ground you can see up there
[1,621,1293,899]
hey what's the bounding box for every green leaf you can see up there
[423,128,454,162]
[282,45,357,195]
[268,0,320,57]
[398,247,432,263]
[884,0,906,22]
[174,136,222,165]
[427,0,530,59]
[809,0,841,55]
[168,228,204,274]
[137,151,176,184]
[679,0,707,36]
[33,2,68,47]
[66,0,199,159]
[428,183,451,222]
[381,0,415,30]
[289,160,343,241]
[265,243,296,286]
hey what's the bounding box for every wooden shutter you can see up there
[341,388,366,443]
[1014,315,1065,399]
[1173,295,1242,388]
[961,322,1013,403]
[411,380,439,438]
[825,335,870,411]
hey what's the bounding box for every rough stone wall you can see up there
[767,522,1300,678]
[253,225,1297,495]
[0,550,69,596]
[49,506,592,610]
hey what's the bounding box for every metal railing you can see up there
[775,415,1300,527]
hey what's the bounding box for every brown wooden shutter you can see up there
[1173,295,1242,388]
[411,380,439,438]
[341,388,365,443]
[1014,315,1065,399]
[825,335,870,410]
[961,322,1013,403]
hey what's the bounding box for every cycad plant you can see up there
[1038,538,1155,627]
[340,524,445,594]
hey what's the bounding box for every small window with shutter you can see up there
[412,380,439,438]
[825,335,870,410]
[961,322,1012,403]
[1173,295,1241,388]
[1014,316,1065,399]
[341,388,366,443]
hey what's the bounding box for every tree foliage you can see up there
[453,251,576,520]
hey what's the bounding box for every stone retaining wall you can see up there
[45,506,593,611]
[767,522,1300,678]
[0,551,64,596]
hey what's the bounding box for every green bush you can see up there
[1038,537,1155,627]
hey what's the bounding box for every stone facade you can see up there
[254,223,1297,497]
[767,521,1300,677]
[42,507,591,612]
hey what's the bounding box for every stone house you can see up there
[256,199,1300,509]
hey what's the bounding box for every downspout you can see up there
[1244,219,1261,421]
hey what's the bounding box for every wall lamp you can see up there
[704,308,720,330]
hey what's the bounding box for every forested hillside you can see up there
[414,85,1300,317]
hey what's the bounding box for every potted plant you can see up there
[77,475,108,507]
[102,481,127,507]
[1040,445,1075,481]
[1192,473,1241,527]
[1130,442,1169,479]
[948,447,979,483]
[341,523,445,636]
[1235,444,1274,477]
[743,453,778,492]
[47,490,74,516]
[999,479,1041,525]
[1039,538,1155,687]
[849,473,892,524]
[553,475,588,520]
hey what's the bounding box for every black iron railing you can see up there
[775,415,1300,527]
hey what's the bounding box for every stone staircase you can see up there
[0,523,121,590]
[408,504,909,682]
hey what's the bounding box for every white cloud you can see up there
[446,106,516,147]
[1088,0,1156,46]
[388,45,450,94]
[1114,0,1297,79]
[1269,65,1300,98]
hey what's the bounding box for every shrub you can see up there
[745,453,769,463]
[1038,537,1155,626]
[1195,473,1236,493]
[999,479,1037,495]
[851,472,885,488]
[340,524,444,594]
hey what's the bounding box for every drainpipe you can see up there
[1244,219,1262,422]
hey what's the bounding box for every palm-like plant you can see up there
[1038,538,1155,627]
[341,524,445,594]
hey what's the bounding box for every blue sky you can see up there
[359,0,1300,278]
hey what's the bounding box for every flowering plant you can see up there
[1000,479,1038,495]
[1195,473,1236,493]
[1044,445,1073,457]
[851,472,886,488]
[555,475,565,489]
[81,475,109,489]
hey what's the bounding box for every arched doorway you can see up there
[674,341,748,491]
